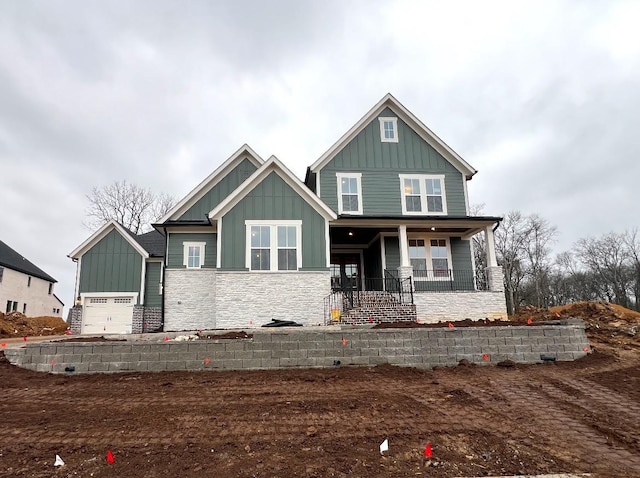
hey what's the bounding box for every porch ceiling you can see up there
[331,215,501,241]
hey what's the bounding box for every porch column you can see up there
[484,225,504,292]
[397,225,413,281]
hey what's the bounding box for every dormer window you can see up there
[379,117,398,143]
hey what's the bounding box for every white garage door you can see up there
[82,296,135,334]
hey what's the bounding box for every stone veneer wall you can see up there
[4,323,590,374]
[142,307,163,332]
[164,269,217,331]
[413,292,508,323]
[214,271,329,329]
[68,306,83,334]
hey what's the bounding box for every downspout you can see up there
[161,225,167,332]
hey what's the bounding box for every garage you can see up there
[82,296,135,334]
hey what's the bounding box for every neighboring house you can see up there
[68,94,506,334]
[0,240,64,317]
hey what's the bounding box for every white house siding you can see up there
[164,269,216,331]
[215,271,330,329]
[0,267,62,317]
[413,292,508,323]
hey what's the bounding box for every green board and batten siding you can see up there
[144,262,162,307]
[78,230,143,299]
[221,171,327,270]
[166,233,217,268]
[318,107,466,216]
[178,158,258,221]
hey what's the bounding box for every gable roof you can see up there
[125,229,165,257]
[159,144,264,223]
[68,220,151,260]
[309,93,477,179]
[0,240,57,283]
[208,156,338,221]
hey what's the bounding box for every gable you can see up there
[178,157,258,221]
[309,94,476,179]
[159,144,263,223]
[78,229,144,296]
[324,107,462,172]
[219,171,329,270]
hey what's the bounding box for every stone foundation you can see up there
[68,306,83,334]
[414,291,508,323]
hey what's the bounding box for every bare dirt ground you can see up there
[0,344,639,477]
[0,311,68,338]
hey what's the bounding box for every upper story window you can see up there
[399,174,447,215]
[0,267,3,283]
[246,221,302,272]
[183,242,206,269]
[48,283,53,295]
[28,276,31,287]
[336,172,363,215]
[379,117,398,143]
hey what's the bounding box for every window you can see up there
[379,117,399,143]
[246,221,302,271]
[399,174,447,215]
[409,237,452,280]
[22,304,27,314]
[28,276,31,287]
[183,242,206,269]
[336,173,363,215]
[6,300,11,313]
[0,267,3,283]
[48,283,53,295]
[11,301,17,312]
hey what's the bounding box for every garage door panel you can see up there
[82,296,135,334]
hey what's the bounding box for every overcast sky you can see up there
[1,0,639,313]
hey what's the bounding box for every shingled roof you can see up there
[0,240,57,283]
[134,230,165,257]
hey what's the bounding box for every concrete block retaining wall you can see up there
[4,323,590,374]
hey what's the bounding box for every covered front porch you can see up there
[325,217,507,324]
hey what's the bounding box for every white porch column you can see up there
[484,225,504,292]
[397,225,413,281]
[484,225,498,267]
[399,225,410,267]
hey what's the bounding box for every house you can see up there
[68,94,506,334]
[0,239,64,317]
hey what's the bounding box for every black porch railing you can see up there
[412,269,484,292]
[324,274,413,323]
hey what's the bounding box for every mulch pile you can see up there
[0,311,68,338]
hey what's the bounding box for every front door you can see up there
[330,254,361,291]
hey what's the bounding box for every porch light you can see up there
[348,231,354,236]
[430,227,436,231]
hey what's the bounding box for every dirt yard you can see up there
[1,338,639,477]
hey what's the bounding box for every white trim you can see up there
[73,256,81,303]
[183,242,206,269]
[399,174,447,216]
[379,117,398,143]
[463,176,470,215]
[68,219,149,259]
[316,170,321,198]
[139,258,146,305]
[309,93,477,179]
[324,218,331,268]
[159,264,164,295]
[216,217,222,269]
[209,156,337,221]
[336,172,363,215]
[244,220,302,272]
[159,144,264,223]
[485,225,498,267]
[164,226,216,233]
[407,235,454,281]
[399,225,410,267]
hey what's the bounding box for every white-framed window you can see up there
[379,117,399,143]
[409,237,452,280]
[336,172,363,215]
[399,174,447,215]
[245,220,302,272]
[183,242,206,269]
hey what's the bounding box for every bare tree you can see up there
[523,214,557,308]
[85,180,175,234]
[623,229,640,310]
